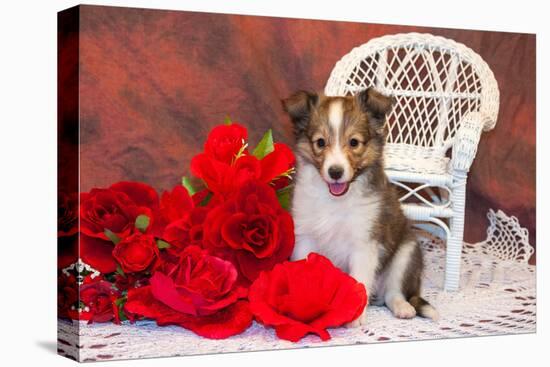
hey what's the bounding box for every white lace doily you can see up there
[57,210,536,362]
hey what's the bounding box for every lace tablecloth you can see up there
[57,210,536,362]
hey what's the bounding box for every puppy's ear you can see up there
[357,87,394,131]
[282,90,318,136]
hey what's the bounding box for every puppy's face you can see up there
[283,88,393,197]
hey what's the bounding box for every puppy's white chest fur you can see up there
[291,161,380,271]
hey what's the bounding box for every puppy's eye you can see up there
[349,138,360,147]
[316,138,326,148]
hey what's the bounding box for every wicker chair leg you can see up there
[444,172,468,291]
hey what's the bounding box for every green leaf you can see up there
[157,239,171,249]
[104,229,121,244]
[118,308,128,322]
[181,176,197,196]
[224,115,232,125]
[135,214,150,233]
[276,186,292,211]
[115,264,125,278]
[198,191,213,207]
[115,296,129,322]
[252,129,274,159]
[114,297,127,308]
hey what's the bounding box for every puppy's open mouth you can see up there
[328,182,350,197]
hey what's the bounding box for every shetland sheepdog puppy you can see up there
[282,88,438,326]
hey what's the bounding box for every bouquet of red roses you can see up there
[58,121,367,341]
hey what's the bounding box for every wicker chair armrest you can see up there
[451,112,487,172]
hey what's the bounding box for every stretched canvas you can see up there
[57,4,536,362]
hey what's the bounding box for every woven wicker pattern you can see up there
[325,33,500,290]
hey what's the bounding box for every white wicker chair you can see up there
[325,33,499,291]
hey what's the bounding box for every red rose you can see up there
[110,181,160,213]
[162,206,209,253]
[79,279,121,324]
[80,182,159,273]
[159,185,194,226]
[58,191,78,237]
[114,272,150,292]
[112,233,159,273]
[249,253,367,342]
[58,273,78,319]
[190,124,295,196]
[191,147,295,196]
[204,180,294,282]
[190,153,234,194]
[80,182,157,241]
[204,123,248,164]
[124,246,252,339]
[80,236,119,273]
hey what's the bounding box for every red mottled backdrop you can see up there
[58,5,536,262]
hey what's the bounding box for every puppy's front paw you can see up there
[392,300,416,319]
[346,308,368,328]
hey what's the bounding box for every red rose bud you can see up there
[124,246,252,339]
[112,233,159,273]
[249,253,368,342]
[204,123,248,164]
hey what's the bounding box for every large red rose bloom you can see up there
[249,253,367,342]
[124,246,252,339]
[203,180,294,282]
[79,182,158,273]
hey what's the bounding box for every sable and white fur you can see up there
[282,88,438,325]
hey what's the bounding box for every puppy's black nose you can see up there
[328,165,344,180]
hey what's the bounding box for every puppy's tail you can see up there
[409,296,439,321]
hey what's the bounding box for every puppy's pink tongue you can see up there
[328,182,349,196]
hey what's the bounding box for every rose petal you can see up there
[275,322,330,342]
[126,288,253,339]
[110,181,159,212]
[157,300,253,339]
[150,272,198,316]
[236,213,294,281]
[221,213,248,250]
[80,234,117,273]
[204,123,248,164]
[259,143,295,183]
[190,154,232,194]
[160,185,194,224]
